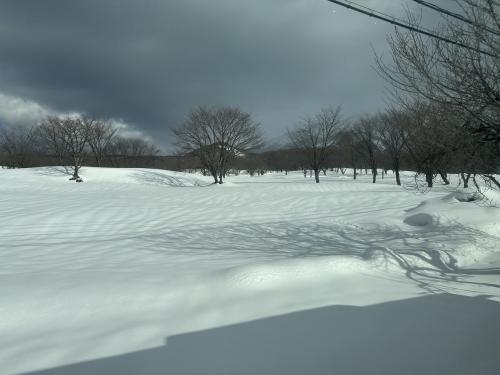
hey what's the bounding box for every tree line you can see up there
[0,116,159,181]
[169,101,498,189]
[2,100,498,189]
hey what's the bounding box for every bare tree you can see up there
[400,101,461,188]
[375,0,500,187]
[37,117,69,164]
[335,129,363,180]
[108,136,159,167]
[87,119,117,167]
[173,106,263,184]
[377,1,500,141]
[0,125,36,168]
[261,148,303,175]
[39,116,91,181]
[378,109,407,185]
[289,106,342,183]
[353,114,381,183]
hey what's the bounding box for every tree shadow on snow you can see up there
[24,294,500,375]
[32,166,72,177]
[139,220,500,292]
[132,171,211,187]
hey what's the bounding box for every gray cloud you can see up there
[0,0,436,150]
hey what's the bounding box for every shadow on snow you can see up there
[139,219,500,292]
[24,294,500,375]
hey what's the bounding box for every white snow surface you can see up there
[1,167,499,374]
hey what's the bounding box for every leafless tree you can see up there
[375,0,500,186]
[37,117,69,164]
[173,106,263,184]
[289,106,342,183]
[63,117,92,180]
[0,125,36,168]
[400,101,460,187]
[128,138,157,158]
[38,116,91,181]
[378,109,408,185]
[377,1,500,138]
[335,129,363,180]
[87,119,117,167]
[108,136,159,167]
[262,148,304,175]
[353,114,381,183]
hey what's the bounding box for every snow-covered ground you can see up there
[1,167,499,375]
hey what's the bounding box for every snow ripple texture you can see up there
[1,167,499,374]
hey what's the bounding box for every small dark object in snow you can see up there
[404,213,434,227]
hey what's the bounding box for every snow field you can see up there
[0,167,499,374]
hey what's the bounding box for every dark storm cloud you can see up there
[0,0,432,149]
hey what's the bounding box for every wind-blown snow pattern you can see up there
[1,167,499,374]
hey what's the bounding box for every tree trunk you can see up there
[314,169,320,183]
[372,168,377,183]
[461,172,471,188]
[353,167,357,180]
[211,169,219,184]
[394,159,401,186]
[71,156,81,179]
[73,165,79,179]
[439,171,450,185]
[425,171,433,188]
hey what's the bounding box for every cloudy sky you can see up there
[0,0,442,151]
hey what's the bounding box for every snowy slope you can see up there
[1,167,499,374]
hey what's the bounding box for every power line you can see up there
[411,0,500,36]
[334,0,412,26]
[325,0,496,57]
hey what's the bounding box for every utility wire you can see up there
[325,0,497,57]
[411,0,500,36]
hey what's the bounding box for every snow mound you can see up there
[449,188,482,203]
[220,256,381,291]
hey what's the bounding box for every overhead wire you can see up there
[325,0,497,57]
